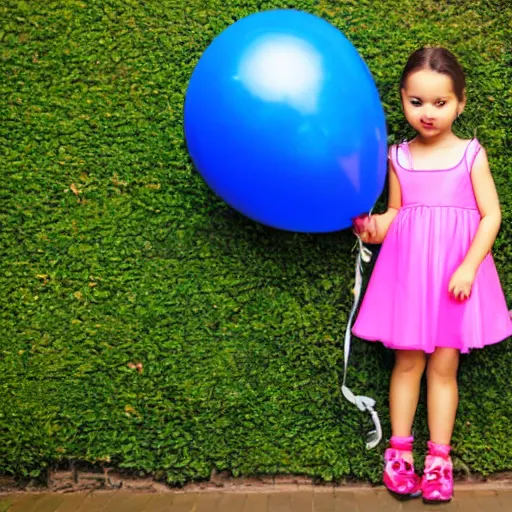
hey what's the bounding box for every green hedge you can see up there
[0,0,510,485]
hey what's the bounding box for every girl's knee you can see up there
[394,350,427,375]
[427,348,459,379]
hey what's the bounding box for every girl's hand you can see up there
[353,213,379,244]
[448,264,476,301]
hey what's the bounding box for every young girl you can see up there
[352,47,512,503]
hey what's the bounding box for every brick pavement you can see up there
[0,486,511,512]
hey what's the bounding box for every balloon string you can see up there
[341,231,382,450]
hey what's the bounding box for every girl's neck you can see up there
[412,131,459,148]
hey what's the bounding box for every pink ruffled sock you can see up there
[427,440,451,458]
[422,441,453,502]
[383,435,421,497]
[390,435,414,452]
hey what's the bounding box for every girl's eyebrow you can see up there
[406,95,451,100]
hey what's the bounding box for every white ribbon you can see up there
[341,234,382,450]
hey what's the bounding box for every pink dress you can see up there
[352,139,512,353]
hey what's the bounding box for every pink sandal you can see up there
[422,441,453,503]
[383,436,422,499]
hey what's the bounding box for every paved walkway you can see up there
[0,487,510,512]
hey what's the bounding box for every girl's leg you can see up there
[423,348,459,502]
[384,350,426,498]
[426,348,460,444]
[390,350,427,438]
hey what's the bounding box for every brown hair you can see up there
[400,47,466,101]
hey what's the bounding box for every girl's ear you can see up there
[399,87,407,106]
[458,88,467,115]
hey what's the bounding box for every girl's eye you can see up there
[436,101,446,107]
[410,99,422,107]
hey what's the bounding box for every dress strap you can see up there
[388,145,396,167]
[402,142,413,170]
[464,138,482,173]
[389,143,411,170]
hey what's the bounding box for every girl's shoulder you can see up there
[390,137,481,150]
[449,138,483,169]
[387,138,484,172]
[463,138,484,172]
[457,137,482,152]
[387,140,407,160]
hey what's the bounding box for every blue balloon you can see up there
[184,9,387,233]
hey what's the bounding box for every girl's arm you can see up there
[359,161,401,244]
[461,148,502,271]
[380,162,402,230]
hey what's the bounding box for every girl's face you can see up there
[400,69,465,139]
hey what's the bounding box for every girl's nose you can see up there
[422,105,435,120]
